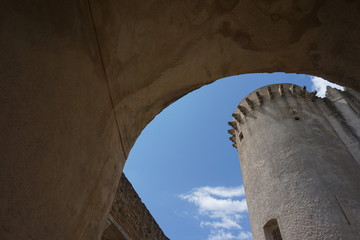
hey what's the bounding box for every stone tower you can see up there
[228,84,360,240]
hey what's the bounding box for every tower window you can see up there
[271,227,282,240]
[264,219,283,240]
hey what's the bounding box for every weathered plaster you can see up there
[91,0,360,154]
[0,1,124,239]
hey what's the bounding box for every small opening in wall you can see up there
[239,132,244,141]
[264,219,283,240]
[294,117,300,121]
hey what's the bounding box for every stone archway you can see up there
[1,0,360,239]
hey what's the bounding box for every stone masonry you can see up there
[229,84,360,240]
[101,174,169,240]
[3,1,360,239]
[318,86,360,165]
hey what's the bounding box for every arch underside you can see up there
[1,0,360,239]
[93,0,360,154]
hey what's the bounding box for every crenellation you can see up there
[237,105,248,116]
[232,113,242,123]
[228,84,318,137]
[289,84,296,94]
[228,121,238,130]
[300,86,307,97]
[229,83,360,240]
[246,97,255,110]
[310,90,317,101]
[256,91,264,104]
[278,84,285,97]
[267,87,274,99]
[228,129,236,135]
[228,84,322,144]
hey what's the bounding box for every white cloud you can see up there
[311,76,344,98]
[208,230,252,240]
[179,186,247,215]
[209,230,236,240]
[200,214,242,229]
[179,186,252,240]
[199,186,245,198]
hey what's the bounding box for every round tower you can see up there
[228,84,360,240]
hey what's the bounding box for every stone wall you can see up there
[102,174,169,240]
[229,84,360,239]
[318,86,360,165]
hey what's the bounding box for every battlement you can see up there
[228,83,318,148]
[238,83,317,113]
[229,83,360,240]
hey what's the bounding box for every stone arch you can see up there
[92,0,360,155]
[1,0,360,239]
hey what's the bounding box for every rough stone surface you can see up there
[101,174,169,240]
[2,0,360,239]
[318,86,360,165]
[230,84,360,240]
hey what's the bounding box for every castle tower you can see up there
[228,84,360,240]
[317,86,360,165]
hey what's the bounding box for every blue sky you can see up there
[123,73,343,240]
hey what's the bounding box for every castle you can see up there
[3,1,360,239]
[229,84,360,239]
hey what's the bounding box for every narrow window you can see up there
[264,219,283,240]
